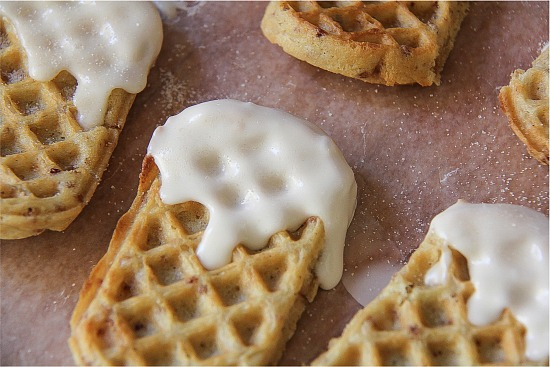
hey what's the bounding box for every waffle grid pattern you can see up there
[0,16,135,239]
[312,233,541,366]
[499,48,549,164]
[69,160,324,365]
[261,1,468,86]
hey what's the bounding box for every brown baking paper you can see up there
[1,2,548,365]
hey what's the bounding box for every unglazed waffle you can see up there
[499,47,549,164]
[0,16,135,239]
[312,232,544,366]
[261,1,468,86]
[69,156,324,365]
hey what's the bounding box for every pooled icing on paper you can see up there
[147,99,357,290]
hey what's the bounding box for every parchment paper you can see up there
[1,2,548,365]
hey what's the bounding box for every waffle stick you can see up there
[261,1,468,86]
[0,16,135,239]
[312,232,545,366]
[69,156,325,365]
[499,48,549,164]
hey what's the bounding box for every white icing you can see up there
[147,99,357,289]
[0,2,163,130]
[426,201,549,361]
[424,244,452,286]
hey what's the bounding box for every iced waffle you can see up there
[499,47,549,164]
[69,156,325,365]
[0,16,135,239]
[261,1,468,86]
[312,231,545,366]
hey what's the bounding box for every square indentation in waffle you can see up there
[146,248,186,286]
[230,307,264,346]
[366,3,414,29]
[136,203,208,253]
[88,315,118,352]
[28,114,69,146]
[330,344,363,365]
[208,266,251,307]
[187,325,222,360]
[138,338,177,366]
[405,1,439,24]
[5,83,46,116]
[110,265,146,303]
[367,299,401,331]
[426,334,467,365]
[137,218,169,252]
[374,337,414,365]
[51,70,77,102]
[253,252,289,292]
[117,298,165,341]
[0,182,18,199]
[388,28,425,51]
[416,289,455,328]
[26,177,59,198]
[0,51,26,85]
[169,201,209,236]
[138,341,176,366]
[473,327,523,364]
[0,126,24,157]
[46,141,82,171]
[165,284,207,323]
[521,64,547,103]
[3,152,43,182]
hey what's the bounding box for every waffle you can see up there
[261,1,468,86]
[499,47,549,164]
[0,16,136,239]
[312,231,545,366]
[69,156,324,365]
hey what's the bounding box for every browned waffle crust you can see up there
[312,232,546,366]
[69,156,325,365]
[261,1,468,86]
[0,16,136,239]
[499,48,549,164]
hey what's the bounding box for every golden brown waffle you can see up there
[0,16,136,239]
[69,156,324,365]
[261,1,468,86]
[499,47,549,165]
[312,231,546,366]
